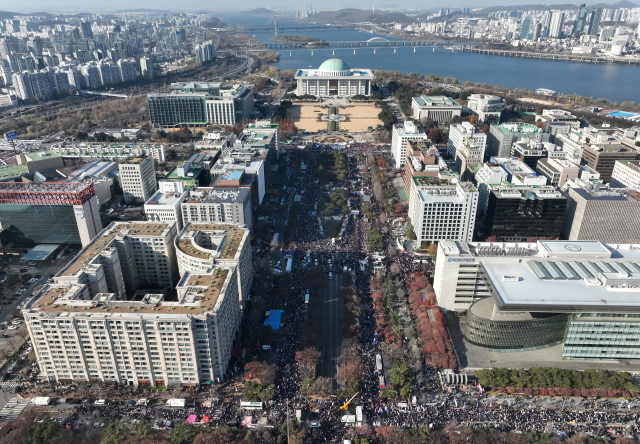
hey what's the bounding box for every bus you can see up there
[240,401,263,410]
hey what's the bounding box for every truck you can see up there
[166,398,186,408]
[31,397,51,406]
[285,258,293,273]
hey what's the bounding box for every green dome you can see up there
[318,58,350,71]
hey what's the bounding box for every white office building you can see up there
[145,181,189,231]
[611,160,640,189]
[448,122,487,159]
[474,163,509,217]
[181,187,253,232]
[120,156,158,204]
[408,177,478,244]
[391,121,428,167]
[467,94,506,124]
[294,58,373,97]
[411,95,462,123]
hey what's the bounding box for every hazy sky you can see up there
[9,0,623,13]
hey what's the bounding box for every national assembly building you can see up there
[434,240,640,360]
[294,58,373,97]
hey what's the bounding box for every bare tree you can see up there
[311,377,334,398]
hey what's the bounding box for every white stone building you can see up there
[120,156,158,204]
[391,121,428,167]
[294,58,373,97]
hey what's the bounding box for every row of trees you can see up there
[371,277,404,345]
[408,272,457,370]
[476,367,638,391]
[243,360,277,402]
[376,101,396,130]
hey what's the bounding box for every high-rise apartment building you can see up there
[573,4,588,35]
[0,182,102,247]
[23,221,241,385]
[120,156,158,204]
[175,222,253,310]
[587,8,603,36]
[391,121,428,167]
[549,11,565,38]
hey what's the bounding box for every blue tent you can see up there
[263,310,283,330]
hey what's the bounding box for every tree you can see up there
[405,226,416,240]
[468,115,479,124]
[171,423,200,444]
[427,243,438,258]
[193,428,236,444]
[535,104,544,115]
[427,128,443,143]
[101,420,131,444]
[20,417,59,444]
[389,360,413,389]
[311,377,333,398]
[295,347,322,379]
[243,381,263,402]
[366,229,383,251]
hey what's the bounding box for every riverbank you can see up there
[457,45,640,66]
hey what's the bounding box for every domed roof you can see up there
[318,58,350,71]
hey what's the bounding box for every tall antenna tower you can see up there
[273,13,278,37]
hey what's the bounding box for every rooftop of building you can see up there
[493,122,545,135]
[616,160,640,173]
[24,150,63,161]
[120,157,147,165]
[0,181,94,196]
[183,187,249,204]
[570,186,640,202]
[176,223,247,261]
[0,163,28,181]
[145,188,186,207]
[60,222,172,278]
[164,165,203,180]
[29,268,232,316]
[412,95,462,108]
[490,186,564,199]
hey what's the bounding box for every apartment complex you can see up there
[391,121,428,167]
[120,156,158,204]
[175,223,253,310]
[487,123,549,158]
[50,143,166,163]
[148,83,254,128]
[0,182,102,247]
[466,94,505,124]
[181,187,253,232]
[411,95,462,123]
[407,177,478,244]
[24,221,246,385]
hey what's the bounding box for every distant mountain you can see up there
[593,0,638,7]
[243,8,274,16]
[309,8,413,25]
[0,10,52,20]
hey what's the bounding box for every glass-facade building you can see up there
[465,297,570,350]
[148,94,207,127]
[0,204,82,245]
[563,313,640,359]
[484,189,567,241]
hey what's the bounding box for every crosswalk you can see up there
[0,379,21,389]
[0,398,29,422]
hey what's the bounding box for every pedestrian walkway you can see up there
[0,397,29,421]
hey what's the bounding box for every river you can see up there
[222,14,640,104]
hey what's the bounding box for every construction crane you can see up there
[339,391,360,410]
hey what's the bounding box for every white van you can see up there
[329,272,332,280]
